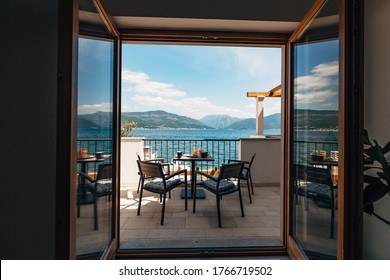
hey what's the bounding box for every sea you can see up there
[78,128,338,142]
[77,128,338,170]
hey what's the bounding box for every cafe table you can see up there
[308,157,374,169]
[77,154,111,180]
[172,154,214,199]
[307,157,338,169]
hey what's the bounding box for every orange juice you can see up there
[320,150,326,160]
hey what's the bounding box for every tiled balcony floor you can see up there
[119,183,282,249]
[76,182,337,257]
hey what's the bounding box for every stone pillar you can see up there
[256,96,265,136]
[250,96,266,138]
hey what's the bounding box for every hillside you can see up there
[263,113,281,130]
[224,113,281,130]
[78,111,113,129]
[199,115,241,129]
[225,118,256,129]
[77,109,337,130]
[294,110,338,130]
[121,110,212,129]
[79,110,213,129]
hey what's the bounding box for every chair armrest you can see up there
[161,162,171,175]
[165,169,187,180]
[228,159,251,165]
[150,158,165,163]
[195,170,217,181]
[141,158,166,164]
[143,159,160,163]
[79,172,95,183]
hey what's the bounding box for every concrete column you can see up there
[253,96,265,138]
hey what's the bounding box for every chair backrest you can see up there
[219,162,244,180]
[96,164,112,181]
[293,164,307,181]
[306,166,333,186]
[248,153,256,168]
[137,160,164,179]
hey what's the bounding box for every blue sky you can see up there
[77,38,282,119]
[121,44,282,119]
[294,40,339,110]
[78,38,340,119]
[78,38,113,114]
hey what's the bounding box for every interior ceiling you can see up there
[80,0,317,33]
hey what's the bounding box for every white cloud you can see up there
[135,81,186,97]
[312,61,338,77]
[122,70,149,83]
[78,103,112,114]
[295,90,337,104]
[122,69,186,97]
[295,60,338,91]
[131,94,252,119]
[294,60,339,109]
[122,67,254,118]
[295,75,334,90]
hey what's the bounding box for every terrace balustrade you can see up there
[77,137,338,178]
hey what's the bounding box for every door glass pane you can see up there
[291,0,339,259]
[76,37,114,258]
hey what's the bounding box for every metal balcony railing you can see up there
[293,140,338,166]
[76,138,339,174]
[77,138,112,173]
[143,138,240,172]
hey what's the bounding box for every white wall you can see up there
[240,138,281,186]
[0,0,59,259]
[363,0,390,260]
[120,138,144,185]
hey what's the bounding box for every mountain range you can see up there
[78,109,337,130]
[199,115,241,129]
[294,109,338,130]
[79,110,212,129]
[121,110,212,129]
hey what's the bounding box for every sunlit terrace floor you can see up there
[119,183,282,249]
[76,182,338,257]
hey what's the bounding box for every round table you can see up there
[172,155,214,199]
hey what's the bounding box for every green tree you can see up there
[121,121,137,137]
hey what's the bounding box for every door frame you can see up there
[117,37,288,259]
[56,0,78,259]
[57,0,364,259]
